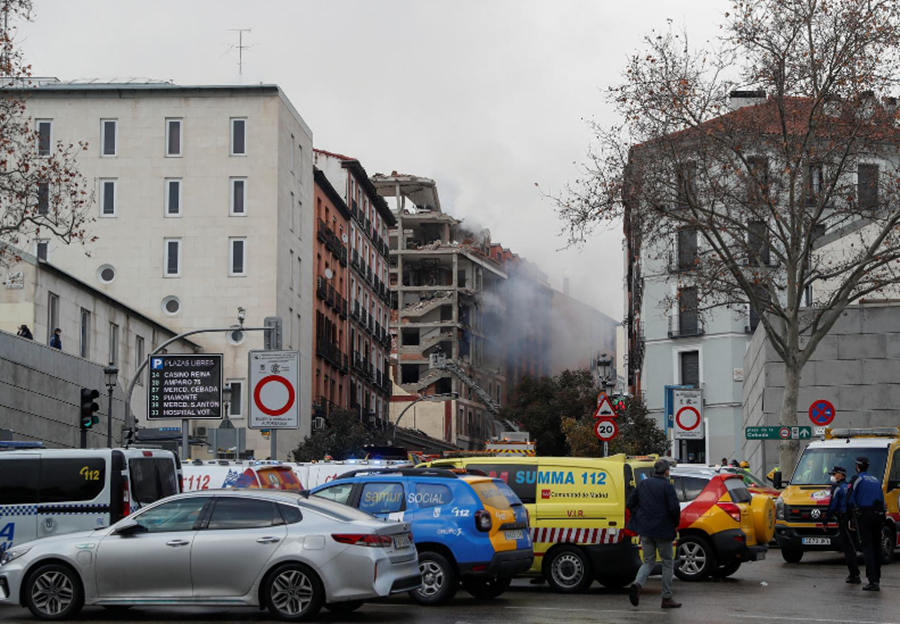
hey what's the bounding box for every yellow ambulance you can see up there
[774,427,900,563]
[420,455,655,592]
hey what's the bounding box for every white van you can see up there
[0,448,182,551]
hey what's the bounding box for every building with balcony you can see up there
[313,150,395,428]
[14,80,314,459]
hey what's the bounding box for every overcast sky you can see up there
[18,0,724,319]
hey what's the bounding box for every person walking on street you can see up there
[824,466,860,584]
[626,458,682,609]
[49,327,62,349]
[850,456,885,591]
[16,324,33,339]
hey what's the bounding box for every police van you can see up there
[0,448,181,551]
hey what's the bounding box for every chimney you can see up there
[728,89,767,110]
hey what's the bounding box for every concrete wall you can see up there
[741,303,900,475]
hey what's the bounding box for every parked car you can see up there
[311,468,532,604]
[0,489,420,621]
[670,465,775,581]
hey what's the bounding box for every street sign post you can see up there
[808,399,836,427]
[745,425,812,440]
[147,354,224,420]
[248,350,300,430]
[673,389,703,440]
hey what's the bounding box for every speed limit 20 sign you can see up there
[593,417,618,441]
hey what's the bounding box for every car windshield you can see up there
[790,447,888,485]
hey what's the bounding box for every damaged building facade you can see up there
[374,174,514,448]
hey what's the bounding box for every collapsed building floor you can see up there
[373,173,508,449]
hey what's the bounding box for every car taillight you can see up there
[622,507,637,537]
[475,509,492,532]
[717,502,742,523]
[331,534,393,547]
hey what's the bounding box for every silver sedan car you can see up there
[0,489,420,621]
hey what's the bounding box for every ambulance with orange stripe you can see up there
[421,455,654,592]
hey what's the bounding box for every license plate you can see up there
[504,530,524,540]
[393,534,411,549]
[801,537,830,545]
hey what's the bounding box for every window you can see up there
[230,178,246,215]
[129,458,178,504]
[358,482,405,515]
[673,476,708,502]
[290,133,295,172]
[101,119,117,156]
[677,287,699,336]
[888,449,900,488]
[228,379,243,417]
[313,483,354,505]
[164,238,181,276]
[229,237,246,276]
[207,497,281,530]
[0,458,39,504]
[230,118,246,155]
[80,308,91,359]
[100,179,116,216]
[108,322,118,365]
[133,497,207,533]
[412,483,452,508]
[36,240,48,261]
[36,120,51,156]
[806,163,823,205]
[858,163,879,209]
[680,350,700,387]
[37,181,49,215]
[277,504,303,524]
[468,464,535,503]
[747,156,769,205]
[165,179,181,216]
[802,283,814,308]
[748,220,770,265]
[135,336,144,385]
[676,228,697,270]
[676,162,696,207]
[290,190,295,231]
[39,458,105,502]
[166,119,182,156]
[47,291,59,342]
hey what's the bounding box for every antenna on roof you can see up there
[227,28,252,78]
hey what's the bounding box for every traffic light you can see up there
[612,395,627,414]
[80,388,100,430]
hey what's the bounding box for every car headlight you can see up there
[0,545,31,566]
[775,497,785,520]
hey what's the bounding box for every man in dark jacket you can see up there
[626,458,681,608]
[823,466,859,584]
[850,456,885,591]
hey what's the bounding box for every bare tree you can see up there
[559,0,900,470]
[0,0,92,265]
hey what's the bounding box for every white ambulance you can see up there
[0,448,181,551]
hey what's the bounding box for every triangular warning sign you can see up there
[593,393,617,418]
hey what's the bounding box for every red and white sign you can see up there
[593,417,618,441]
[593,393,617,419]
[249,350,300,429]
[808,399,836,427]
[673,389,704,440]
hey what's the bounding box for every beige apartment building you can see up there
[15,80,314,459]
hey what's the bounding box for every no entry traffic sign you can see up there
[808,399,836,427]
[675,405,703,439]
[249,350,300,429]
[593,417,618,441]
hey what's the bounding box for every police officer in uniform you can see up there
[824,466,859,584]
[850,456,885,591]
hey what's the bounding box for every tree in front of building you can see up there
[0,1,92,264]
[558,0,900,471]
[562,395,668,457]
[292,408,376,461]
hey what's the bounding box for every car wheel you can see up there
[544,545,593,593]
[675,535,717,581]
[712,561,741,578]
[265,563,324,621]
[880,525,895,564]
[23,563,84,621]
[410,551,458,605]
[462,575,511,599]
[324,600,364,614]
[781,548,803,563]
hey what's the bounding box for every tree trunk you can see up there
[778,362,801,475]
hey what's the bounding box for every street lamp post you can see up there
[103,363,119,448]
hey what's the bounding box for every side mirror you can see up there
[113,519,148,537]
[888,480,900,491]
[772,470,783,490]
